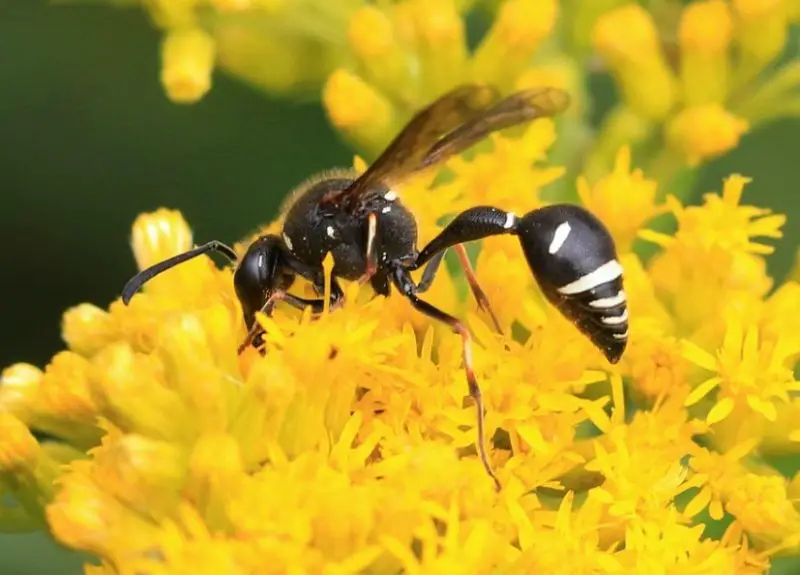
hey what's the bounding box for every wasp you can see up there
[122,84,629,491]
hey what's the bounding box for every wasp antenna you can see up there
[121,240,238,305]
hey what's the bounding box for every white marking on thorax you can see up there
[589,290,627,309]
[384,190,398,201]
[282,232,293,251]
[557,259,623,295]
[326,225,337,239]
[548,222,571,254]
[503,212,516,229]
[381,206,392,214]
[601,310,628,325]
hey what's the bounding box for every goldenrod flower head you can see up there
[666,105,749,166]
[491,0,557,51]
[323,69,396,153]
[733,0,790,58]
[160,27,216,104]
[679,0,734,53]
[38,352,98,427]
[642,175,785,333]
[443,119,564,215]
[4,157,796,574]
[0,412,40,472]
[626,330,690,404]
[61,303,117,357]
[617,510,739,572]
[667,175,784,256]
[724,470,800,549]
[0,363,42,422]
[9,2,800,572]
[682,317,800,426]
[348,5,396,60]
[584,384,698,531]
[577,146,664,251]
[472,0,558,89]
[678,0,734,106]
[592,4,677,120]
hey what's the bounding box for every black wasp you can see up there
[122,84,629,491]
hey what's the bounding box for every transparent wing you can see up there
[420,87,570,168]
[324,85,571,211]
[323,84,501,209]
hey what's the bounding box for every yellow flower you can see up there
[323,69,397,154]
[732,0,791,82]
[682,317,800,426]
[160,28,216,104]
[577,146,664,251]
[442,119,564,216]
[678,0,734,106]
[666,104,749,166]
[689,444,800,552]
[4,167,794,573]
[592,3,677,120]
[583,377,701,536]
[0,363,42,422]
[641,174,785,335]
[10,2,800,572]
[0,412,40,473]
[615,509,739,573]
[471,0,558,90]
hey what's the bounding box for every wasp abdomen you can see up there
[515,204,628,363]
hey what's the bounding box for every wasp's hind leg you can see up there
[391,265,502,492]
[408,244,502,333]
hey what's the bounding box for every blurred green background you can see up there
[1,1,798,574]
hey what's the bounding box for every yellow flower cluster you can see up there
[2,114,800,571]
[6,0,798,572]
[93,0,798,192]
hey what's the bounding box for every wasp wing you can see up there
[323,84,501,210]
[420,87,570,168]
[324,85,571,212]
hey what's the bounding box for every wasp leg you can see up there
[359,212,379,285]
[237,284,345,354]
[416,250,446,293]
[411,209,509,333]
[239,250,346,354]
[452,244,503,334]
[392,265,501,492]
